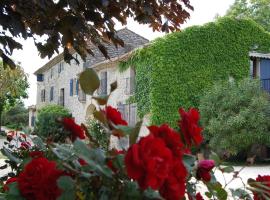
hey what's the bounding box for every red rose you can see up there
[20,133,27,139]
[196,193,204,200]
[148,124,184,157]
[159,159,187,200]
[179,108,203,147]
[20,141,31,150]
[125,134,173,190]
[3,177,18,191]
[104,106,128,126]
[78,158,87,166]
[62,118,85,141]
[18,157,65,200]
[196,160,215,182]
[253,175,270,200]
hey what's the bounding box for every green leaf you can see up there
[79,68,100,95]
[73,140,112,178]
[110,81,117,93]
[183,154,196,172]
[6,182,25,200]
[129,121,143,145]
[143,188,161,199]
[1,147,22,164]
[230,188,252,200]
[31,136,46,150]
[52,144,77,161]
[57,176,76,200]
[205,192,212,198]
[209,152,221,166]
[92,95,109,105]
[121,181,141,199]
[220,166,234,173]
[93,111,107,125]
[215,187,228,200]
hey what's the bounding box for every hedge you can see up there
[119,17,270,127]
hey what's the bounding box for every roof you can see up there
[34,49,75,75]
[91,43,149,71]
[249,52,270,59]
[34,28,149,75]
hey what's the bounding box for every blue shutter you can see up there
[76,80,79,95]
[37,74,44,82]
[70,79,73,96]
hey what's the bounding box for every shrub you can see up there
[199,78,270,155]
[34,105,71,141]
[2,102,28,130]
[86,119,109,150]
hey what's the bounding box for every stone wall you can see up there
[34,28,148,125]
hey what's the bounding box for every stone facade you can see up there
[29,29,148,128]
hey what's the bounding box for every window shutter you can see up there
[70,79,73,96]
[76,79,79,95]
[100,71,107,95]
[129,104,137,126]
[50,87,54,101]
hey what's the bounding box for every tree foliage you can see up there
[34,104,71,141]
[2,101,28,130]
[199,78,270,155]
[0,61,28,129]
[119,18,270,127]
[0,0,193,69]
[226,0,270,32]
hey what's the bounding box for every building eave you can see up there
[249,51,270,59]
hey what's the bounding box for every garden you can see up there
[0,0,270,199]
[0,69,269,200]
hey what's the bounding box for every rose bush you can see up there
[0,68,269,200]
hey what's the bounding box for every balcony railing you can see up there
[261,79,270,93]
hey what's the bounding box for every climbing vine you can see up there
[119,18,270,127]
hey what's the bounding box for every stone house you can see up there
[28,29,149,128]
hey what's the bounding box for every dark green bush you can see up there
[199,78,270,155]
[2,102,28,130]
[34,105,71,141]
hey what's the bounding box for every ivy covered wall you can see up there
[119,18,270,127]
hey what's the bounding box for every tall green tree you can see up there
[0,0,193,69]
[226,0,270,31]
[0,61,28,131]
[2,101,28,130]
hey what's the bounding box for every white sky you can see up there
[10,0,235,107]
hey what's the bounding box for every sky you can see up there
[10,0,235,107]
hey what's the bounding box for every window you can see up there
[50,68,54,78]
[70,79,73,96]
[41,89,46,102]
[124,68,136,95]
[117,103,137,126]
[37,74,44,82]
[50,86,54,101]
[59,88,65,106]
[124,77,135,95]
[58,62,64,74]
[98,71,107,95]
[31,116,35,127]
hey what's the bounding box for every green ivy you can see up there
[119,17,270,127]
